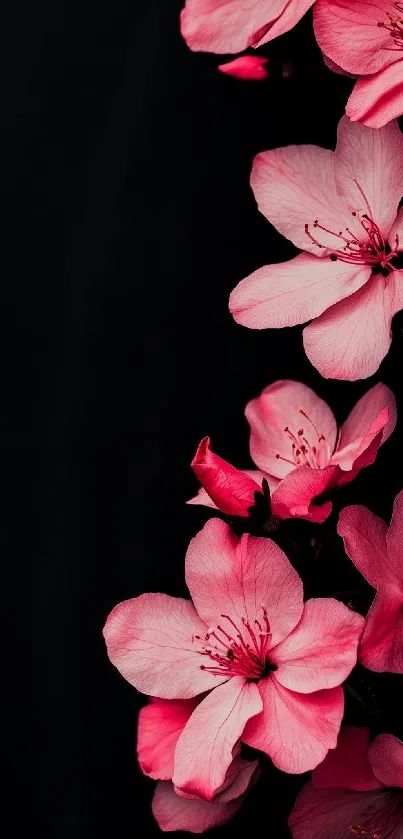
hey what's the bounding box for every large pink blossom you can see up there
[338,489,403,673]
[229,116,403,380]
[104,519,364,795]
[188,380,396,524]
[138,697,259,833]
[180,0,315,55]
[314,1,403,128]
[289,726,403,839]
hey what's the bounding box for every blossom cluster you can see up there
[103,2,403,835]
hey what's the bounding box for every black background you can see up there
[4,1,403,837]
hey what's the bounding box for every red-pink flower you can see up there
[314,1,403,128]
[180,0,315,55]
[289,726,403,839]
[229,116,403,380]
[104,519,364,795]
[338,490,403,673]
[218,55,269,80]
[138,697,259,833]
[188,380,396,524]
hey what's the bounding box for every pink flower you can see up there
[180,0,315,55]
[218,55,269,80]
[229,116,403,380]
[138,696,259,833]
[314,1,403,128]
[289,726,403,839]
[338,489,403,673]
[103,518,364,795]
[188,380,396,524]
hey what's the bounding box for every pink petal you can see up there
[103,594,223,699]
[180,0,314,55]
[137,698,198,780]
[272,598,364,693]
[369,733,403,789]
[242,679,344,773]
[185,518,304,646]
[187,468,276,511]
[313,0,394,76]
[245,379,338,479]
[187,486,218,510]
[332,409,388,474]
[229,255,369,330]
[271,465,335,522]
[322,53,356,78]
[189,437,263,517]
[360,586,403,674]
[216,753,259,803]
[337,504,388,589]
[388,205,403,247]
[303,272,403,381]
[334,116,403,237]
[248,144,351,254]
[218,56,269,80]
[334,383,396,471]
[152,781,243,833]
[386,490,403,586]
[347,60,403,129]
[289,782,392,839]
[313,727,381,792]
[173,677,262,800]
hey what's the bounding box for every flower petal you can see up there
[152,780,243,833]
[337,505,388,589]
[242,679,344,773]
[180,0,289,54]
[216,753,259,803]
[229,255,369,330]
[272,598,364,693]
[245,379,338,479]
[189,437,263,516]
[303,272,403,381]
[185,518,304,646]
[173,677,262,800]
[386,490,403,586]
[272,465,335,523]
[103,594,222,699]
[137,698,199,780]
[313,0,394,76]
[289,782,392,839]
[360,586,403,674]
[346,60,403,129]
[249,144,351,254]
[369,733,403,789]
[334,383,396,470]
[335,116,403,236]
[218,56,269,80]
[313,727,381,792]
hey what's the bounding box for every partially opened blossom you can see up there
[218,55,269,80]
[314,1,403,128]
[229,116,403,380]
[180,0,315,55]
[104,519,364,796]
[188,380,396,523]
[138,697,259,833]
[289,726,403,839]
[338,489,403,673]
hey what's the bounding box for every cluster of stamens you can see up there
[275,407,331,470]
[194,607,275,681]
[377,3,403,49]
[305,212,400,271]
[349,792,403,838]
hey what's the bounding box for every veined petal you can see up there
[347,60,403,129]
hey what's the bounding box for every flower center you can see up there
[377,3,403,49]
[195,607,277,681]
[305,211,400,274]
[349,792,403,839]
[275,407,331,470]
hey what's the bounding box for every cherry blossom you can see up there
[188,380,395,523]
[218,55,269,79]
[338,489,403,673]
[229,116,403,380]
